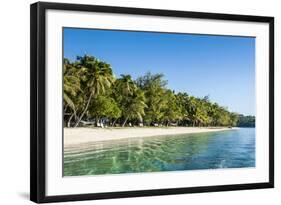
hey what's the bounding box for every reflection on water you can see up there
[64,128,255,176]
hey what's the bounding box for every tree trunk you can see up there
[64,105,68,112]
[122,116,129,127]
[112,118,118,127]
[74,93,93,127]
[95,117,100,127]
[67,113,75,127]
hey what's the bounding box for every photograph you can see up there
[63,28,256,177]
[29,1,274,203]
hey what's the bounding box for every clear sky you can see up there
[63,28,255,116]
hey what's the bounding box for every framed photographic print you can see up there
[30,1,274,203]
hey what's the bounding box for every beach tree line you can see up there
[64,55,255,128]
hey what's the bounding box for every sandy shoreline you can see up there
[64,127,236,147]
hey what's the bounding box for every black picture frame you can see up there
[30,1,274,203]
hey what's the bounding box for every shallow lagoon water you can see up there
[64,128,255,176]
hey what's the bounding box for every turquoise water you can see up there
[64,128,255,176]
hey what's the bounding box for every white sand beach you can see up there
[64,127,236,147]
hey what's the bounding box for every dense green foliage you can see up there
[237,115,255,127]
[64,55,254,128]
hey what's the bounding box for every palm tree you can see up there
[136,73,167,125]
[63,60,81,110]
[161,90,182,126]
[113,75,146,127]
[122,89,147,127]
[115,74,136,95]
[186,96,197,126]
[175,92,190,126]
[74,55,114,127]
[63,60,81,127]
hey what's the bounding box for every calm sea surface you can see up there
[64,128,255,176]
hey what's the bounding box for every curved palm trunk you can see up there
[67,113,75,127]
[122,116,129,127]
[67,109,77,128]
[74,93,93,127]
[112,118,118,127]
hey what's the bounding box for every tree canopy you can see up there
[64,55,254,128]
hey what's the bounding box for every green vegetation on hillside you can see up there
[63,55,254,128]
[237,115,255,127]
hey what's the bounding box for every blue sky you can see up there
[63,28,255,116]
